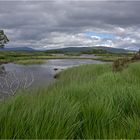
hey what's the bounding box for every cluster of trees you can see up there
[0,30,9,48]
[81,49,108,54]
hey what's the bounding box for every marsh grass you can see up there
[15,59,45,65]
[0,50,133,64]
[0,63,140,138]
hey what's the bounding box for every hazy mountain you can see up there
[0,47,34,51]
[0,46,135,53]
[50,46,134,53]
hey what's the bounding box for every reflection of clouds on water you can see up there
[0,67,34,99]
[0,59,104,99]
[42,59,103,69]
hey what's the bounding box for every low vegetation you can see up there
[113,51,140,71]
[95,53,133,61]
[0,51,50,64]
[81,48,108,54]
[1,61,140,138]
[94,55,128,62]
[0,49,134,64]
[15,59,45,65]
[64,52,81,56]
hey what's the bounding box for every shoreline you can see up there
[0,56,112,65]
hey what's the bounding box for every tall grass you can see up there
[1,63,140,138]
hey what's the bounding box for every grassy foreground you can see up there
[1,62,140,138]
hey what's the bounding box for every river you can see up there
[0,59,104,99]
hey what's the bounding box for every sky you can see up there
[0,0,140,50]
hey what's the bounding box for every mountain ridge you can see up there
[0,46,135,53]
[49,46,134,53]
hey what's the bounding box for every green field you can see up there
[0,62,140,139]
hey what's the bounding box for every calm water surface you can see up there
[0,59,104,98]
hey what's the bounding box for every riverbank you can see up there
[0,51,132,65]
[0,62,140,138]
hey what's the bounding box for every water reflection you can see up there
[0,65,6,74]
[0,59,104,99]
[0,65,34,99]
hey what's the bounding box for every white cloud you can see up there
[1,1,140,50]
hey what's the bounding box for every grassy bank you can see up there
[1,62,140,138]
[15,59,46,65]
[95,53,133,62]
[0,51,132,64]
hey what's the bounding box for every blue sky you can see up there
[85,32,116,39]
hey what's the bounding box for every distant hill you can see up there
[0,47,34,51]
[54,47,92,52]
[49,46,134,54]
[92,46,132,53]
[0,46,135,54]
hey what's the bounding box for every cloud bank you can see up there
[0,0,140,50]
